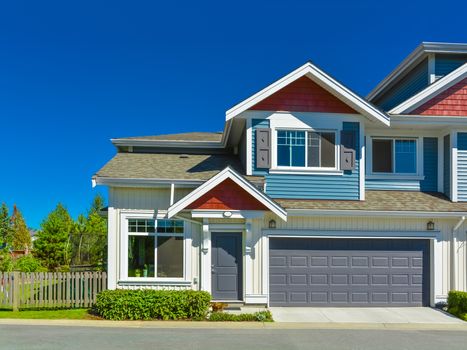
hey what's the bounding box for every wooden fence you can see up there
[0,271,107,310]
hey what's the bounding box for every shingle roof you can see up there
[95,152,262,182]
[276,191,467,212]
[114,132,223,142]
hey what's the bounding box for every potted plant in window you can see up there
[135,268,141,277]
[143,264,148,277]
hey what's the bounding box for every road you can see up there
[1,325,467,350]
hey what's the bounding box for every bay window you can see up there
[126,219,184,279]
[372,138,417,174]
[277,130,336,168]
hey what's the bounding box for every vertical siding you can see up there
[374,58,429,111]
[265,122,360,200]
[435,54,467,77]
[457,133,467,201]
[444,135,451,198]
[252,118,270,176]
[421,137,438,192]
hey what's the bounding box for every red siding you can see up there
[411,78,467,116]
[250,76,357,113]
[186,178,268,211]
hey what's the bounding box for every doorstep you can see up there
[269,307,465,324]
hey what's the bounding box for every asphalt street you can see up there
[1,325,466,350]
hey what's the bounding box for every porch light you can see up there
[427,220,435,231]
[269,219,276,229]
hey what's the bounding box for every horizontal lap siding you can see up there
[365,179,420,191]
[252,119,270,176]
[457,133,467,201]
[435,54,467,76]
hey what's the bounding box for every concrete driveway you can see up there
[270,307,464,324]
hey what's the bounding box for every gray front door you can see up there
[211,232,242,301]
[269,238,430,307]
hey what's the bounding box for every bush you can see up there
[447,290,467,321]
[209,310,273,322]
[14,255,46,272]
[93,289,211,320]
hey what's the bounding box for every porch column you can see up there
[200,218,211,293]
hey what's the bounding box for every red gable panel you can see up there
[186,178,269,211]
[411,78,467,116]
[250,76,357,114]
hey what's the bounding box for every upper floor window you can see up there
[277,130,336,168]
[372,138,416,174]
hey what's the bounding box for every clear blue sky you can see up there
[1,0,466,228]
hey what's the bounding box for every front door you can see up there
[211,232,242,301]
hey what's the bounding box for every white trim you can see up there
[269,169,343,176]
[170,183,175,205]
[191,210,265,220]
[367,42,467,101]
[226,62,390,126]
[390,63,467,114]
[111,139,224,149]
[286,209,467,218]
[428,53,436,84]
[359,122,365,200]
[107,207,118,290]
[264,229,438,239]
[452,131,458,202]
[167,167,287,221]
[246,118,253,175]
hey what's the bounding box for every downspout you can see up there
[451,216,465,291]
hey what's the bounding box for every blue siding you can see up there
[265,122,360,200]
[365,179,420,191]
[457,133,467,201]
[375,59,429,111]
[435,54,467,77]
[444,135,451,198]
[420,137,438,192]
[252,119,270,176]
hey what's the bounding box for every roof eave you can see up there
[287,208,467,218]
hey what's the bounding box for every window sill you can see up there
[118,279,192,285]
[366,174,425,181]
[270,168,343,176]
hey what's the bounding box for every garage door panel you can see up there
[269,238,429,307]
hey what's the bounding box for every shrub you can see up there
[447,290,467,321]
[209,310,273,322]
[93,289,211,320]
[14,255,47,272]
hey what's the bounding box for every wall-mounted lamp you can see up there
[269,219,276,229]
[427,220,435,231]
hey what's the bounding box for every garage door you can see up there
[269,238,430,307]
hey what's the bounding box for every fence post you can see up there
[12,271,20,312]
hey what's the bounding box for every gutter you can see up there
[286,209,467,218]
[451,216,465,291]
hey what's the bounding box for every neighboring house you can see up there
[94,42,467,307]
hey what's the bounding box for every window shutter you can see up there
[256,128,271,169]
[340,130,356,171]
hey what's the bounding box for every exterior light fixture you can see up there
[223,211,232,218]
[269,219,276,229]
[427,220,435,231]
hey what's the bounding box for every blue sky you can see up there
[0,0,466,228]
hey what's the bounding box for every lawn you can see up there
[0,309,95,320]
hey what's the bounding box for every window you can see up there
[126,219,184,279]
[277,130,336,168]
[372,138,417,174]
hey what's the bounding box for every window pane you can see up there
[156,220,184,233]
[395,140,416,173]
[157,236,183,278]
[128,236,155,278]
[277,130,305,166]
[307,132,320,167]
[372,139,393,173]
[321,132,335,167]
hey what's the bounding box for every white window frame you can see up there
[368,136,422,178]
[120,212,187,283]
[273,128,340,172]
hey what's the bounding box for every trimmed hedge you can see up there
[447,290,467,321]
[209,310,273,322]
[93,289,211,320]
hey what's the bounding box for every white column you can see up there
[107,207,118,290]
[200,219,211,293]
[244,219,253,301]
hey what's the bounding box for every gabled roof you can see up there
[225,62,390,126]
[167,167,287,221]
[368,42,467,102]
[389,63,467,114]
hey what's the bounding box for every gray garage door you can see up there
[269,238,430,307]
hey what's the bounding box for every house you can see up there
[93,42,467,307]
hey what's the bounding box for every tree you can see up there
[34,203,74,271]
[0,203,12,248]
[10,205,31,251]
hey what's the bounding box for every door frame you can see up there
[210,231,243,301]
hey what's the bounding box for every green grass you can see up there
[0,309,95,320]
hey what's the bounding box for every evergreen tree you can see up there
[0,203,11,247]
[34,203,74,270]
[10,205,32,251]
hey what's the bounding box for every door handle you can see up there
[211,265,215,273]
